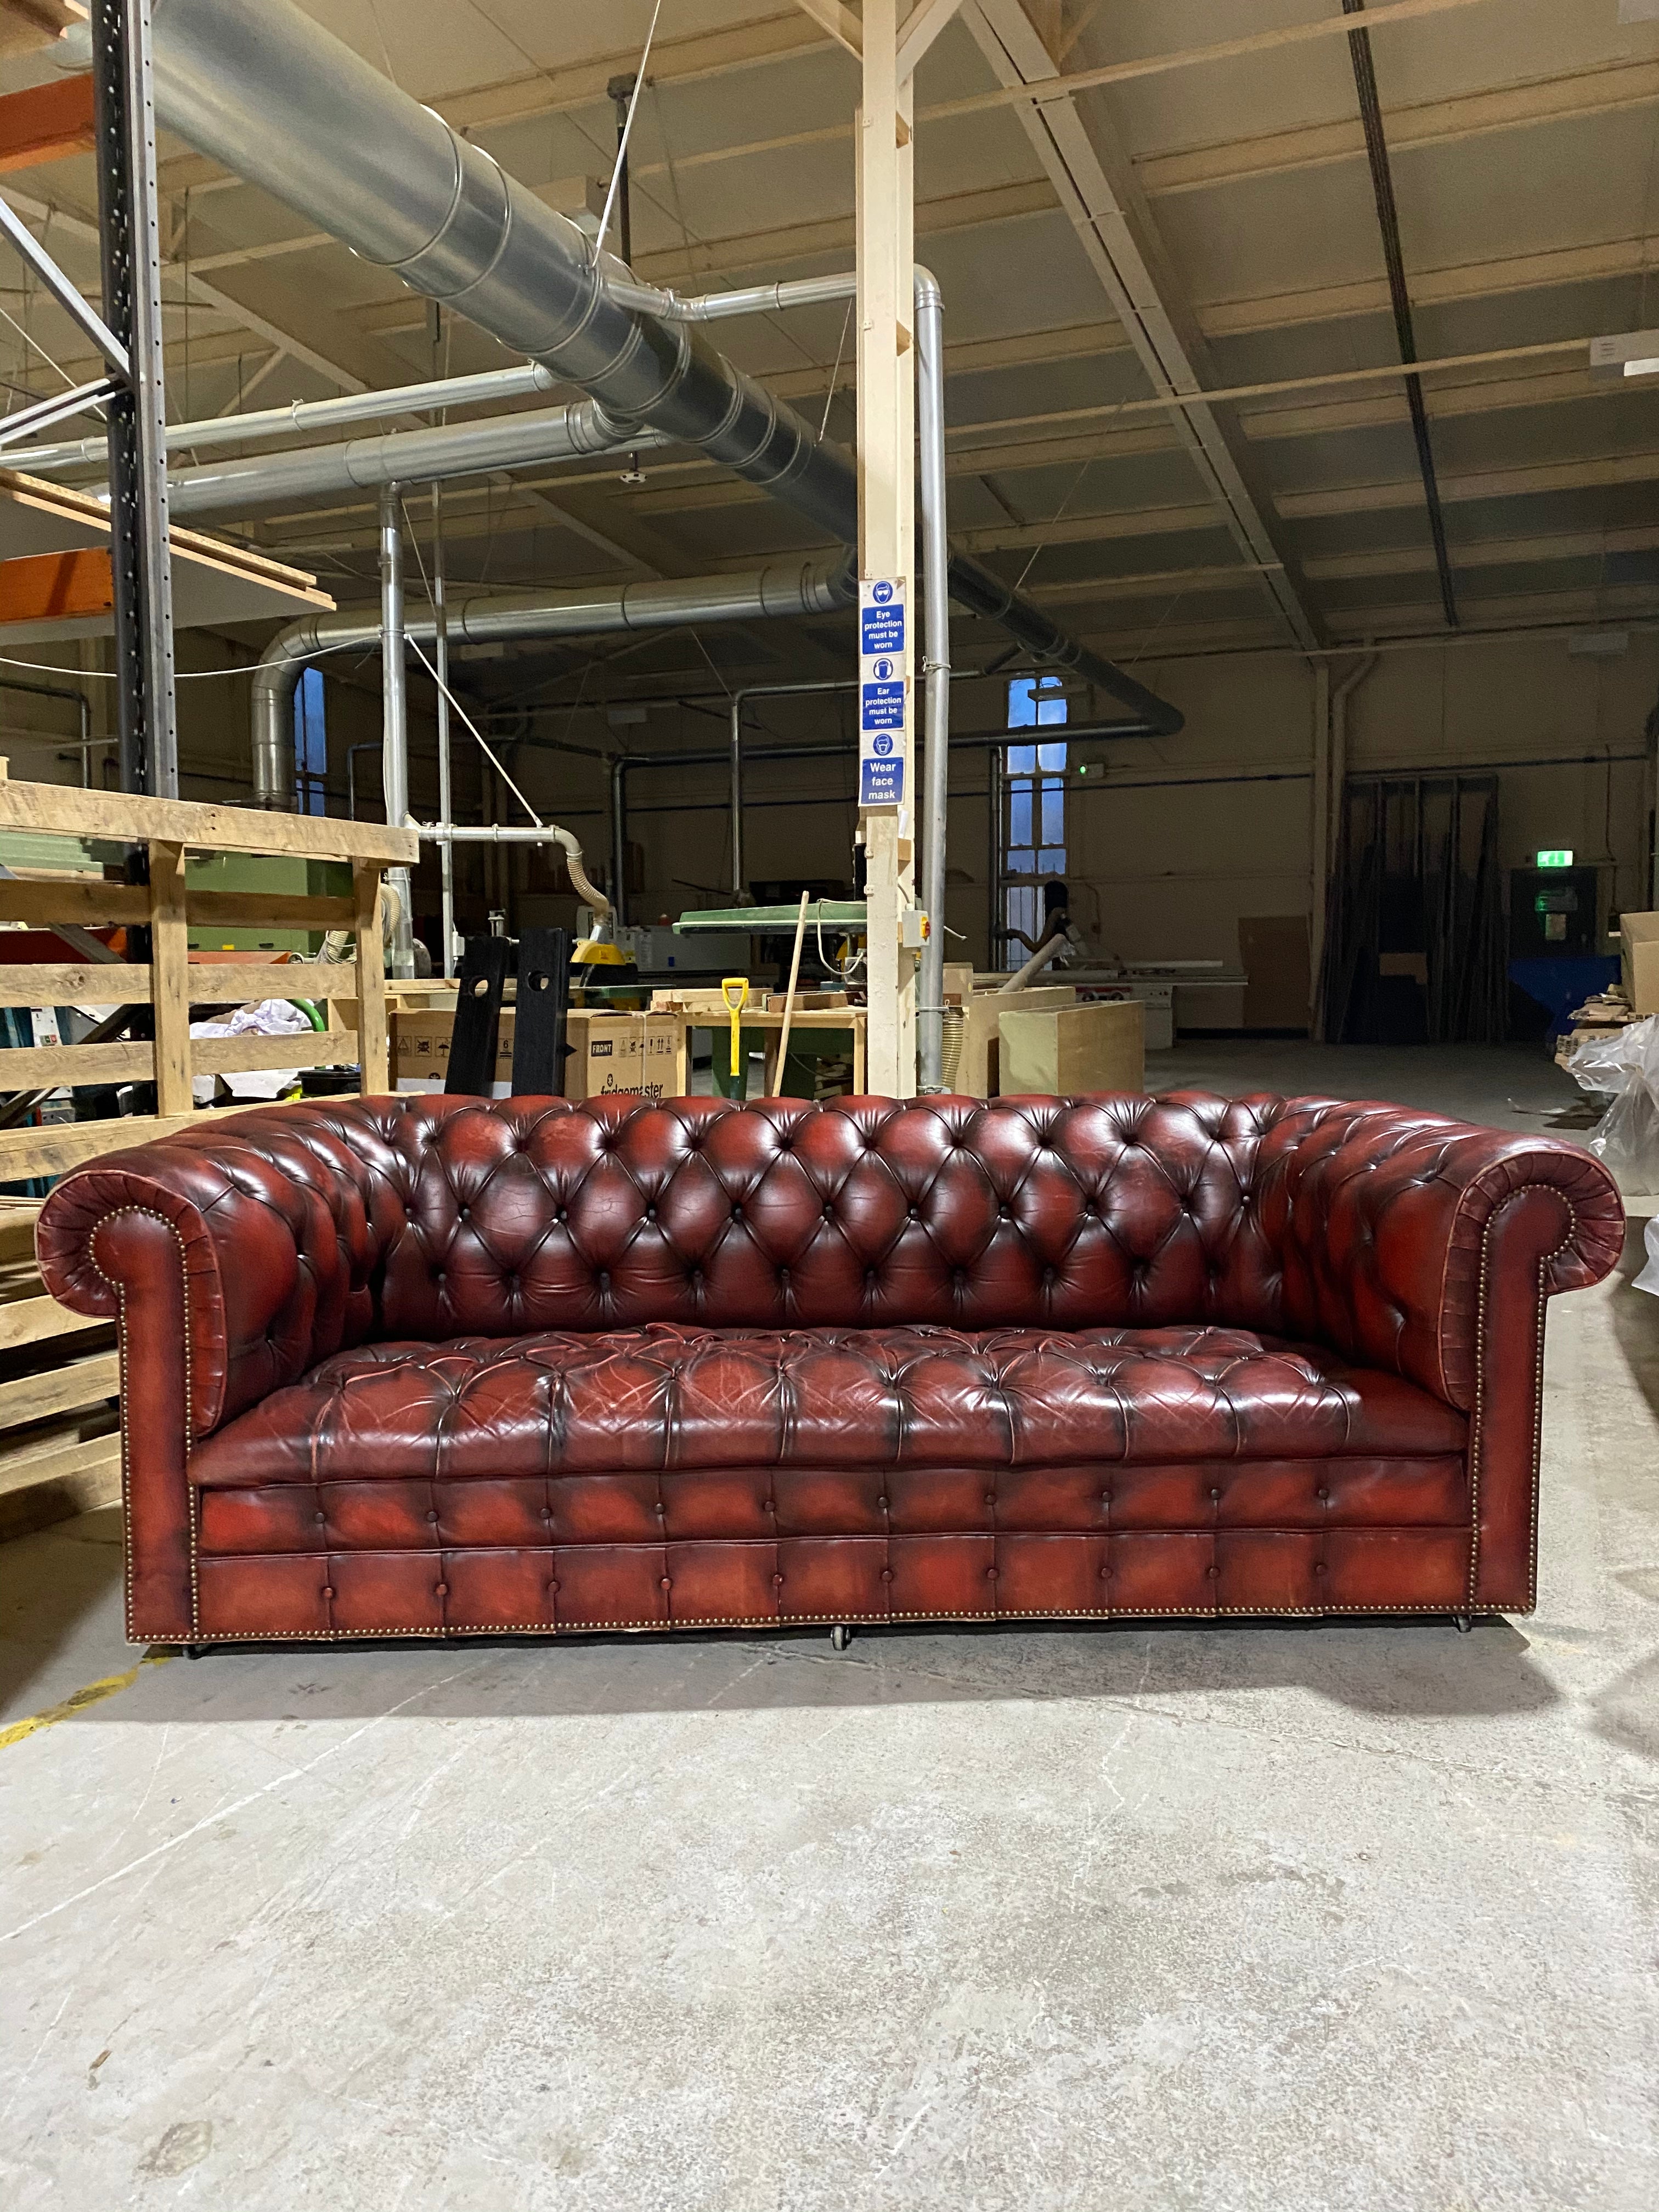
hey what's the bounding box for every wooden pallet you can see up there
[0,1199,118,1541]
[0,770,420,1537]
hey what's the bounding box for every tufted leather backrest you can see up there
[36,1091,1623,1435]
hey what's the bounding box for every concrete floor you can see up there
[3,1042,1656,2210]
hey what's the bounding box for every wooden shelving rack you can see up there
[0,767,417,1537]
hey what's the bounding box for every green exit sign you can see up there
[1536,849,1575,869]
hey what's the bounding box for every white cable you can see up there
[594,0,665,264]
[404,635,543,827]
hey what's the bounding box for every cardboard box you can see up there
[569,1013,685,1105]
[1622,912,1659,1014]
[997,999,1145,1097]
[393,1008,686,1101]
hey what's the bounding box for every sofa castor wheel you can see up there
[1452,1613,1475,1635]
[829,1624,853,1652]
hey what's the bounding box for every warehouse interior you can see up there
[2,3,1657,2205]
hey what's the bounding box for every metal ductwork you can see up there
[83,0,1182,738]
[251,556,857,805]
[165,400,645,520]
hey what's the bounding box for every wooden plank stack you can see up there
[0,1199,119,1541]
[0,768,417,1537]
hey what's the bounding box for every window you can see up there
[293,667,328,816]
[1007,673,1068,729]
[1001,682,1067,956]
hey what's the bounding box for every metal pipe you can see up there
[1315,651,1377,1039]
[1342,1,1458,630]
[9,360,562,477]
[729,693,743,900]
[378,484,415,977]
[417,820,611,926]
[345,738,376,819]
[7,282,852,480]
[611,752,630,929]
[915,266,951,1092]
[432,484,454,977]
[0,676,95,786]
[111,0,1180,734]
[250,556,856,806]
[163,401,644,520]
[725,678,853,902]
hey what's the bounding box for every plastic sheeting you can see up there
[189,997,314,1105]
[1563,1014,1659,1196]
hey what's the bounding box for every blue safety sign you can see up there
[860,602,905,657]
[860,753,905,805]
[861,681,906,731]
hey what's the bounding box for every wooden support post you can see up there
[353,862,390,1094]
[146,837,191,1116]
[857,0,917,1098]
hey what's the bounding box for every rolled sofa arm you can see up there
[1242,1097,1624,1412]
[36,1099,417,1440]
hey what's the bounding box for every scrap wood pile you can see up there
[1555,983,1638,1071]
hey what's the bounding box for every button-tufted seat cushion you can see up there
[36,1092,1623,1644]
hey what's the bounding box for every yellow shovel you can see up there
[721,977,750,1079]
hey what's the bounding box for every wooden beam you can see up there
[352,864,389,1095]
[193,1028,357,1079]
[0,2,78,61]
[0,72,95,175]
[0,777,417,866]
[148,841,193,1118]
[792,1,862,60]
[896,0,962,78]
[0,962,321,1006]
[857,0,917,1100]
[0,1432,121,1543]
[0,547,114,625]
[1137,59,1659,202]
[0,1351,119,1428]
[0,1103,267,1184]
[0,1293,108,1352]
[927,0,1505,125]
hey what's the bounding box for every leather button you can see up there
[321,1584,335,1600]
[772,1573,784,1587]
[1313,1561,1327,1576]
[541,1508,552,1522]
[1316,1486,1330,1502]
[547,1578,560,1594]
[1210,1487,1222,1503]
[435,1582,448,1597]
[1206,1565,1219,1578]
[1099,1564,1111,1580]
[655,1500,666,1516]
[660,1576,672,1590]
[881,1568,894,1583]
[314,1511,325,1526]
[985,1492,996,1509]
[1101,1489,1111,1505]
[986,1566,998,1580]
[877,1494,889,1511]
[822,1205,833,1221]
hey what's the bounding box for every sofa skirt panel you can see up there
[193,1529,1475,1637]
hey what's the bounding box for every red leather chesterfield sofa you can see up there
[35,1092,1621,1649]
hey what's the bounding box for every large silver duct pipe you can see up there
[250,556,857,806]
[99,0,1181,737]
